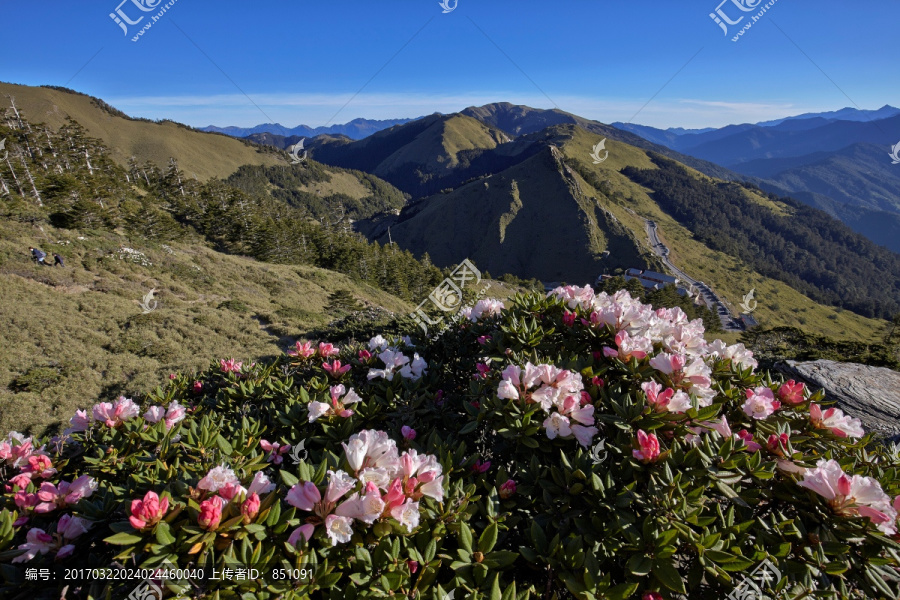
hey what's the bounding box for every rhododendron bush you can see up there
[1,288,899,599]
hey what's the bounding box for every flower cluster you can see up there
[459,298,505,322]
[798,459,898,535]
[285,430,443,546]
[143,400,187,430]
[13,515,92,563]
[497,363,598,446]
[194,467,275,530]
[366,341,427,382]
[308,385,362,422]
[287,340,340,360]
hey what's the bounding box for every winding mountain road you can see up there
[644,220,744,332]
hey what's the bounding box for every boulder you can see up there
[776,360,900,442]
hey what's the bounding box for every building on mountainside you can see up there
[740,313,759,329]
[621,268,697,299]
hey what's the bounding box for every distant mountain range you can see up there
[234,101,900,324]
[613,106,900,253]
[200,117,417,141]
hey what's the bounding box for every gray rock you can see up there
[776,360,900,441]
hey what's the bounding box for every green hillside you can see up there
[308,113,512,197]
[0,218,410,436]
[0,82,283,180]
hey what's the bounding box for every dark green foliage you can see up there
[740,327,900,371]
[324,289,364,316]
[622,155,900,320]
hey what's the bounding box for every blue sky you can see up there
[0,1,897,129]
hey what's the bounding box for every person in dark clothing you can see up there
[53,253,65,267]
[29,247,48,265]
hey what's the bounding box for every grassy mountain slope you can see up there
[0,219,410,437]
[384,143,656,282]
[0,82,283,180]
[308,113,512,198]
[555,128,889,341]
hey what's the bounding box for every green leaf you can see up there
[530,521,547,553]
[627,554,652,576]
[607,583,640,600]
[104,532,144,546]
[280,470,299,487]
[154,522,175,546]
[459,522,473,553]
[216,434,234,455]
[653,559,686,594]
[479,523,499,553]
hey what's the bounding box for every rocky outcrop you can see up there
[777,360,900,441]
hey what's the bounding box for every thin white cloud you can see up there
[102,91,854,130]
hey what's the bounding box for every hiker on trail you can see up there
[29,247,48,266]
[53,253,65,267]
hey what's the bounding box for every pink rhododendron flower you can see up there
[735,429,762,452]
[465,298,505,322]
[8,473,33,491]
[247,471,275,496]
[198,496,223,531]
[12,528,54,563]
[777,380,806,405]
[477,335,491,345]
[472,459,491,473]
[358,349,372,361]
[633,430,660,463]
[767,433,790,457]
[35,476,97,513]
[220,358,243,373]
[309,385,362,422]
[642,592,663,600]
[197,465,239,493]
[401,426,416,441]
[57,514,92,540]
[65,410,92,434]
[742,387,781,420]
[92,396,140,428]
[604,330,653,361]
[287,524,315,546]
[335,484,385,524]
[548,285,595,311]
[241,493,260,523]
[408,560,419,573]
[641,381,692,414]
[499,480,517,499]
[391,498,421,532]
[322,360,351,378]
[24,454,56,479]
[562,311,576,327]
[286,481,321,511]
[130,491,168,530]
[798,459,897,534]
[318,342,339,357]
[324,514,354,545]
[288,341,316,359]
[260,439,291,464]
[475,363,490,379]
[192,381,203,393]
[809,403,865,438]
